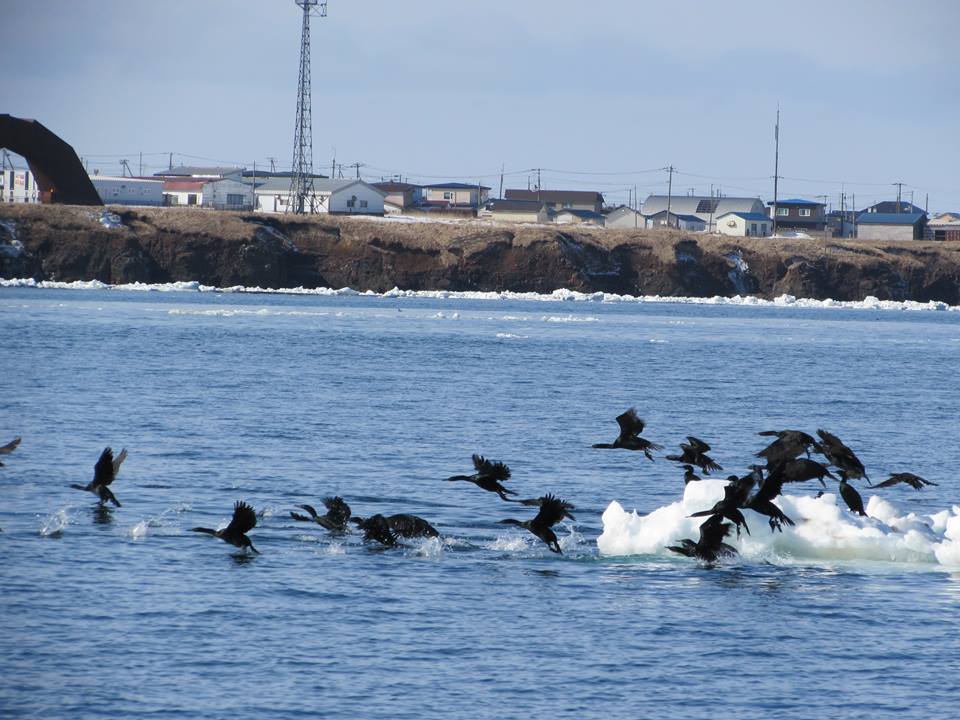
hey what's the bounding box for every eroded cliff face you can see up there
[2,205,959,303]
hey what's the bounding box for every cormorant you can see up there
[446,454,517,501]
[0,436,21,467]
[70,447,127,507]
[817,429,868,480]
[291,496,352,531]
[358,514,399,547]
[519,495,576,521]
[682,465,702,484]
[869,472,938,490]
[766,458,835,488]
[667,514,738,563]
[744,470,795,532]
[591,408,663,460]
[500,493,568,553]
[689,477,751,537]
[665,437,723,474]
[353,513,440,539]
[756,429,818,465]
[837,471,867,517]
[191,501,260,553]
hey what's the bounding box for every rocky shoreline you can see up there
[2,204,959,303]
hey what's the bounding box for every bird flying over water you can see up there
[500,493,569,553]
[668,514,738,563]
[666,436,723,474]
[766,458,835,488]
[353,513,440,539]
[817,429,868,481]
[744,468,795,532]
[689,477,751,537]
[0,436,21,467]
[446,454,517,501]
[868,472,937,491]
[70,447,127,506]
[291,496,352,531]
[756,429,818,465]
[592,408,663,460]
[358,514,400,547]
[518,495,576,521]
[837,471,867,517]
[191,501,260,553]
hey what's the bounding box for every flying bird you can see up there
[668,514,738,563]
[191,501,260,553]
[500,493,569,553]
[591,408,663,460]
[70,447,128,507]
[666,436,723,474]
[766,458,835,488]
[291,496,352,531]
[358,514,399,547]
[817,429,868,480]
[353,513,440,539]
[756,429,818,465]
[744,469,795,532]
[446,454,517,501]
[837,471,867,517]
[689,477,751,537]
[518,495,576,521]
[0,436,21,466]
[868,472,937,491]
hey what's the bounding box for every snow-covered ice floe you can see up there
[598,479,960,568]
[2,277,958,312]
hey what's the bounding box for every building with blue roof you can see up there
[855,212,927,240]
[767,197,826,232]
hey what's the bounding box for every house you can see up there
[162,179,205,207]
[373,181,423,210]
[642,195,766,231]
[483,199,550,224]
[604,205,644,229]
[89,175,164,206]
[153,165,243,180]
[826,210,857,238]
[768,198,826,232]
[860,200,925,215]
[254,178,386,215]
[422,182,490,208]
[504,189,604,213]
[554,208,605,227]
[645,211,706,232]
[716,211,772,237]
[927,212,960,241]
[202,175,256,211]
[0,168,40,203]
[855,212,927,240]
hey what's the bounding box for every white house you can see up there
[605,206,644,229]
[643,194,766,231]
[554,209,605,227]
[0,168,40,203]
[645,210,706,232]
[202,176,255,211]
[90,175,164,206]
[482,199,549,224]
[422,182,490,208]
[255,178,386,215]
[715,211,772,237]
[162,179,205,207]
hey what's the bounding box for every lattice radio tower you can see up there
[288,0,327,214]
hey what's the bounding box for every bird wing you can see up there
[816,429,843,453]
[869,476,900,489]
[686,436,712,453]
[112,448,128,476]
[478,458,510,482]
[0,437,21,454]
[533,494,568,528]
[698,515,733,547]
[615,408,645,437]
[93,447,115,487]
[227,501,258,535]
[323,496,351,524]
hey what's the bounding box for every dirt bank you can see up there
[2,204,959,303]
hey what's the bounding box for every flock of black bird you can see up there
[0,414,942,562]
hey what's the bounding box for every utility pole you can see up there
[634,184,638,229]
[138,151,143,177]
[851,193,856,237]
[840,192,846,238]
[499,164,504,199]
[772,104,781,235]
[815,194,829,234]
[288,0,327,213]
[709,183,715,233]
[267,156,277,173]
[665,165,675,228]
[168,152,173,171]
[537,168,542,202]
[251,160,257,211]
[331,149,335,178]
[120,159,133,178]
[892,181,905,213]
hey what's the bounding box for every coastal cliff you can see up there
[2,204,959,303]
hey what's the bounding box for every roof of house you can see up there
[855,212,926,225]
[717,211,771,222]
[424,182,491,190]
[373,181,421,192]
[768,198,824,206]
[862,201,925,215]
[241,170,326,179]
[254,177,386,196]
[556,208,605,221]
[162,180,206,192]
[505,189,604,204]
[647,210,705,223]
[643,194,764,218]
[153,165,243,178]
[486,199,546,213]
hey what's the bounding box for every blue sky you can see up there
[2,0,958,211]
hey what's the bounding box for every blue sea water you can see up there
[2,287,960,719]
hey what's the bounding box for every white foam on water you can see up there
[40,508,70,536]
[489,534,535,553]
[4,277,957,313]
[542,314,600,323]
[495,332,528,339]
[408,536,445,559]
[127,504,191,540]
[597,479,960,569]
[129,520,149,540]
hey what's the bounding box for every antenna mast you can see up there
[288,0,327,214]
[772,104,780,235]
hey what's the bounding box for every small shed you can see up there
[855,212,927,240]
[483,199,549,224]
[554,208,605,227]
[605,206,644,229]
[645,211,706,232]
[716,211,772,237]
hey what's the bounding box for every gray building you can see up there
[855,212,927,240]
[505,189,604,213]
[605,205,644,229]
[642,195,765,231]
[646,211,706,232]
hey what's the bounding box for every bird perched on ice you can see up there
[666,437,723,474]
[500,494,569,553]
[352,513,440,539]
[837,471,867,517]
[446,454,517,501]
[868,472,937,491]
[191,501,260,553]
[0,436,21,467]
[70,447,127,507]
[816,429,868,481]
[591,408,663,460]
[291,496,352,531]
[667,514,738,563]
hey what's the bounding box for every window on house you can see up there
[347,196,356,208]
[187,194,197,205]
[443,191,453,200]
[562,202,573,209]
[776,207,789,216]
[360,200,368,208]
[226,193,244,206]
[799,208,811,217]
[751,223,758,235]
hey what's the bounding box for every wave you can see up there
[3,277,958,313]
[597,479,960,568]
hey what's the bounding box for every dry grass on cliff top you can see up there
[3,203,958,270]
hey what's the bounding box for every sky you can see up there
[2,0,959,211]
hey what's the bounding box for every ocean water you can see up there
[2,285,960,719]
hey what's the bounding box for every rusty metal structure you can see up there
[0,114,102,205]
